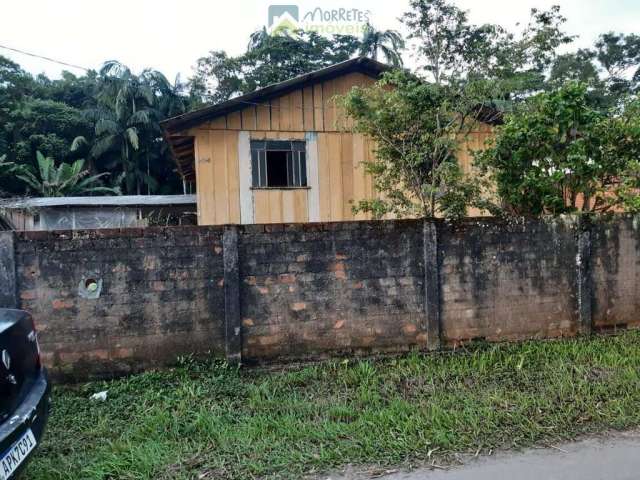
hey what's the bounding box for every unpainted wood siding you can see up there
[191,72,494,225]
[195,72,375,134]
[193,130,240,225]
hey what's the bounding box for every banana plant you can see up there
[15,151,120,197]
[0,154,19,176]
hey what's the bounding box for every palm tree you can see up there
[358,23,405,66]
[74,61,161,195]
[0,155,16,176]
[16,151,119,197]
[248,27,270,51]
[72,105,155,195]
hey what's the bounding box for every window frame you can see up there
[250,140,308,189]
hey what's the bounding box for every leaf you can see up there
[125,128,140,150]
[70,136,89,152]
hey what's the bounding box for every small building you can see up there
[162,57,494,225]
[0,195,197,231]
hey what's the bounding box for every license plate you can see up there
[0,429,36,480]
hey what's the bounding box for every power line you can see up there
[0,44,90,72]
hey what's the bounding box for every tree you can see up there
[16,151,119,197]
[358,23,404,66]
[548,34,640,110]
[3,98,90,164]
[191,30,362,103]
[247,27,270,51]
[475,82,640,216]
[402,0,573,95]
[73,61,186,195]
[549,50,599,85]
[0,56,190,197]
[0,155,18,197]
[342,70,493,219]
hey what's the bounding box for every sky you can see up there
[1,0,639,81]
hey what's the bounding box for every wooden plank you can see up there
[294,189,309,222]
[282,190,295,223]
[211,130,228,223]
[208,116,226,130]
[313,83,324,132]
[365,136,375,206]
[256,103,271,130]
[317,133,331,221]
[305,132,320,222]
[226,130,240,223]
[322,79,336,132]
[352,133,367,220]
[341,133,354,219]
[290,89,304,131]
[278,131,305,140]
[327,133,343,220]
[302,86,314,130]
[270,98,280,130]
[278,93,292,131]
[334,75,349,131]
[241,106,257,130]
[238,131,254,224]
[226,111,242,130]
[194,130,215,225]
[270,190,283,223]
[253,190,269,223]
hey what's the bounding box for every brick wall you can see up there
[591,217,640,330]
[13,227,226,380]
[0,216,638,380]
[440,218,579,344]
[239,221,426,361]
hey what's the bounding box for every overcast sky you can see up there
[1,0,639,81]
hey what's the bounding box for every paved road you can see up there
[329,431,640,480]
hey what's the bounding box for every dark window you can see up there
[250,140,307,188]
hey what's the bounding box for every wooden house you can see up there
[162,57,494,225]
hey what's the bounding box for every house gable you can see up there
[161,57,389,135]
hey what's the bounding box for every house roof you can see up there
[0,195,196,210]
[161,57,391,184]
[161,57,390,134]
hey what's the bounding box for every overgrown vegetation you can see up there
[343,70,496,219]
[26,331,640,479]
[476,83,640,215]
[3,1,639,204]
[343,0,640,219]
[0,23,403,198]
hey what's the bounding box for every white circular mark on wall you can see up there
[78,276,103,299]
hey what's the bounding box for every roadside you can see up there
[26,331,640,480]
[328,430,640,480]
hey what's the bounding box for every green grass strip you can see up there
[27,331,640,479]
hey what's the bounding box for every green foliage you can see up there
[25,331,640,479]
[343,70,494,219]
[0,154,15,174]
[15,151,119,197]
[359,23,405,67]
[548,33,640,109]
[475,82,640,216]
[3,98,90,163]
[0,55,191,198]
[402,0,573,94]
[190,28,404,104]
[191,31,363,103]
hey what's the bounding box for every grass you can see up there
[25,331,640,479]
